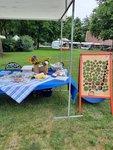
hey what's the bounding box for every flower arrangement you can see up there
[28,56,41,65]
[28,56,50,74]
[28,56,49,65]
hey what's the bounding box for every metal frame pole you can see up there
[68,0,75,116]
[55,0,83,119]
[60,19,63,62]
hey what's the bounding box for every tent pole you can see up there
[55,0,83,119]
[60,19,63,62]
[68,0,75,116]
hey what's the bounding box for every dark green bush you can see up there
[2,35,34,52]
[16,35,34,52]
[2,38,16,52]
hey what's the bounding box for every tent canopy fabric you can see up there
[0,0,72,20]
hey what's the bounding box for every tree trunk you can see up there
[0,39,3,58]
[36,22,41,49]
[37,37,40,49]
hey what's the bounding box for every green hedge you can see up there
[16,35,34,52]
[2,38,16,52]
[2,35,34,52]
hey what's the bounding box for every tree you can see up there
[63,16,90,42]
[96,0,107,4]
[63,17,72,39]
[74,17,83,42]
[48,21,61,42]
[0,17,90,49]
[10,20,61,49]
[90,0,113,48]
[82,17,90,41]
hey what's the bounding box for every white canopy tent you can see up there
[0,0,82,118]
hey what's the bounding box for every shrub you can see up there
[16,35,34,52]
[2,35,34,52]
[2,38,16,52]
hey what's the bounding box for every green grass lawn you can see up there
[0,49,113,150]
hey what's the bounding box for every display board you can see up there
[79,52,113,115]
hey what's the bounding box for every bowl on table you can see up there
[50,62,63,71]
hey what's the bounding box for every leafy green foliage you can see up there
[2,38,16,52]
[0,20,19,37]
[74,17,83,42]
[63,17,87,42]
[16,35,34,52]
[96,0,107,4]
[63,17,72,39]
[0,17,90,48]
[82,17,91,40]
[90,0,113,41]
[2,35,34,52]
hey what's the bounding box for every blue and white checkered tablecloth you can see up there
[0,70,78,104]
[0,75,54,103]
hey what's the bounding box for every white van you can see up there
[52,40,60,49]
[52,38,70,49]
